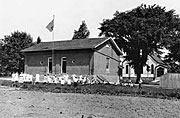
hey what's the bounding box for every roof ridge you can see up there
[150,53,165,65]
[21,37,109,52]
[41,37,108,43]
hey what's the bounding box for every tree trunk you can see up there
[136,72,141,84]
[135,64,142,84]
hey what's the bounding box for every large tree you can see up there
[72,20,90,39]
[99,4,180,83]
[1,31,34,75]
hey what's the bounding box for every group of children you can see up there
[11,72,89,85]
[11,72,143,88]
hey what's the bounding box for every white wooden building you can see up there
[121,53,168,80]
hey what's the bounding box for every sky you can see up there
[0,0,180,42]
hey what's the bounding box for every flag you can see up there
[46,19,54,32]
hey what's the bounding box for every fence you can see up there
[160,73,180,89]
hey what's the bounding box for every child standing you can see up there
[139,78,143,89]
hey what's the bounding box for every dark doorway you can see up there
[157,67,164,77]
[48,57,52,73]
[61,57,67,73]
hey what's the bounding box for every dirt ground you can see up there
[0,86,180,118]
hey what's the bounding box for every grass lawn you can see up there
[1,79,180,100]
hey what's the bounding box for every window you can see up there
[126,65,129,74]
[151,64,154,74]
[40,61,44,65]
[48,57,52,73]
[61,57,67,73]
[105,44,110,48]
[141,67,143,74]
[106,57,110,72]
[146,65,150,72]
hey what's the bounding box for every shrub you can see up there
[0,80,12,86]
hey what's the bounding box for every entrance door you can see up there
[48,57,52,73]
[61,57,67,73]
[157,67,164,77]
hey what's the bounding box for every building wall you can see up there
[122,55,167,79]
[24,49,93,75]
[54,50,93,75]
[93,41,120,77]
[24,51,52,74]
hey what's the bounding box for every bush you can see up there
[0,80,12,86]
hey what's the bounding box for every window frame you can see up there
[61,57,67,73]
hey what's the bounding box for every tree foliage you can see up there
[72,21,90,39]
[163,34,180,72]
[165,61,180,73]
[99,4,180,82]
[0,31,34,75]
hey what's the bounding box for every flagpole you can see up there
[52,15,55,74]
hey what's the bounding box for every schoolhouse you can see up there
[21,38,122,83]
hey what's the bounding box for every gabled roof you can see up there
[150,53,166,66]
[21,37,122,55]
